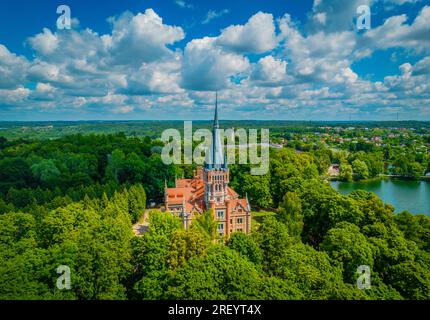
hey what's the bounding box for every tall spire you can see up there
[214,91,219,128]
[205,91,225,169]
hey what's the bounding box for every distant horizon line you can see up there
[0,119,430,123]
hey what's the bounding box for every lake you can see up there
[330,179,430,216]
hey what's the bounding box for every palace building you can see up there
[164,94,251,236]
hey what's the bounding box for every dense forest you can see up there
[0,133,429,300]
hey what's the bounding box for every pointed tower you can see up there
[205,92,225,169]
[204,92,229,208]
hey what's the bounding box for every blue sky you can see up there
[0,0,429,121]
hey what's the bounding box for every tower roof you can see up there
[205,92,226,170]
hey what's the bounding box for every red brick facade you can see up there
[164,167,251,236]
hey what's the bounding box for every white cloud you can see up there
[0,87,31,105]
[181,37,249,91]
[106,9,185,66]
[413,56,430,75]
[251,56,288,86]
[1,6,430,120]
[28,28,58,56]
[216,12,277,54]
[0,45,29,89]
[310,0,372,32]
[30,83,58,101]
[175,0,193,9]
[123,55,184,94]
[202,9,229,24]
[279,14,357,84]
[362,5,430,53]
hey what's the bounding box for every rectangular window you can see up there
[218,223,224,231]
[237,218,243,224]
[217,210,224,219]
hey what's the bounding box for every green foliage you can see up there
[386,257,430,299]
[275,243,362,299]
[167,246,265,300]
[168,229,209,270]
[394,211,430,252]
[321,222,374,283]
[226,232,263,266]
[241,174,273,208]
[299,181,364,246]
[393,155,425,178]
[192,209,218,241]
[252,216,294,275]
[31,159,61,187]
[339,163,353,182]
[1,131,429,301]
[277,191,303,239]
[0,187,135,300]
[352,159,370,180]
[126,184,146,223]
[0,157,33,194]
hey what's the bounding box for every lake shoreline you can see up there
[330,179,430,216]
[328,174,430,183]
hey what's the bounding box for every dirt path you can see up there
[132,210,149,236]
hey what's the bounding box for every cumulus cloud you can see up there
[30,83,58,101]
[28,28,59,56]
[309,0,420,33]
[279,14,357,84]
[106,9,185,65]
[0,45,29,89]
[251,56,288,86]
[0,87,31,107]
[413,56,430,75]
[23,9,187,98]
[1,5,430,120]
[181,37,249,91]
[310,0,372,32]
[122,56,184,95]
[382,59,430,99]
[216,12,277,54]
[362,5,430,52]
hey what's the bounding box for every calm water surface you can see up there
[330,179,430,216]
